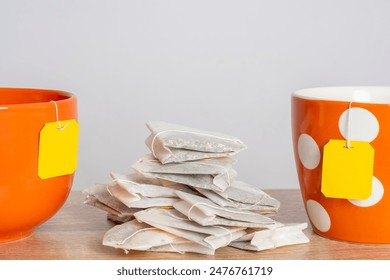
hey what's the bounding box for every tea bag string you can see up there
[187,202,257,222]
[151,129,242,158]
[120,227,158,245]
[50,100,69,131]
[113,178,141,186]
[168,243,185,254]
[235,199,267,211]
[346,101,353,149]
[212,226,233,246]
[167,211,189,221]
[105,184,115,197]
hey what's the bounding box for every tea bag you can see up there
[107,213,134,224]
[104,217,216,255]
[194,187,278,213]
[111,172,196,198]
[84,183,138,219]
[106,183,180,208]
[174,191,280,228]
[148,240,215,255]
[230,223,309,251]
[103,219,179,251]
[132,155,237,192]
[145,121,247,163]
[134,207,246,249]
[215,181,280,209]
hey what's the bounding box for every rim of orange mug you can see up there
[292,86,390,104]
[0,88,75,109]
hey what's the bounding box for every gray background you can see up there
[1,0,389,191]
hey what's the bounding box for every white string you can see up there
[168,243,185,254]
[212,226,233,246]
[187,201,256,222]
[235,199,269,211]
[120,227,158,244]
[346,101,353,149]
[112,178,141,186]
[167,211,189,221]
[50,100,69,131]
[150,129,241,158]
[106,184,114,197]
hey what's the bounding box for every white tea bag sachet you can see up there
[132,155,237,192]
[111,172,195,199]
[148,240,215,255]
[145,121,247,163]
[103,219,179,251]
[134,207,246,249]
[107,213,134,224]
[106,183,180,208]
[216,181,280,209]
[105,220,216,255]
[174,191,281,228]
[230,223,309,251]
[84,183,137,218]
[194,187,278,213]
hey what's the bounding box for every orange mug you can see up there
[0,88,77,242]
[292,87,390,243]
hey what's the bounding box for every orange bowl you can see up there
[291,87,390,243]
[0,88,77,242]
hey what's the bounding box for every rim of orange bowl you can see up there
[292,86,390,104]
[0,88,75,110]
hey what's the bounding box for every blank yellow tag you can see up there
[321,139,374,200]
[38,120,79,179]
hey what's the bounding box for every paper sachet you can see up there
[103,218,215,255]
[194,187,278,213]
[216,181,280,208]
[132,155,237,192]
[103,219,178,250]
[84,183,138,221]
[145,121,247,163]
[111,172,196,199]
[148,240,215,255]
[103,220,215,255]
[173,191,281,228]
[134,207,246,249]
[230,223,309,251]
[106,183,180,208]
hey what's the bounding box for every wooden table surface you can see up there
[1,189,390,260]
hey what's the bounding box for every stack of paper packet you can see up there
[84,121,309,255]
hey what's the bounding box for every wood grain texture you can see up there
[1,190,390,260]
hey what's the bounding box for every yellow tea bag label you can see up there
[38,120,79,179]
[321,139,374,200]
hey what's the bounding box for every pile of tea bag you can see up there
[84,121,309,255]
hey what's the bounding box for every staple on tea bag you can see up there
[134,207,246,249]
[132,155,237,192]
[174,191,280,227]
[215,181,280,209]
[145,121,247,163]
[230,223,309,251]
